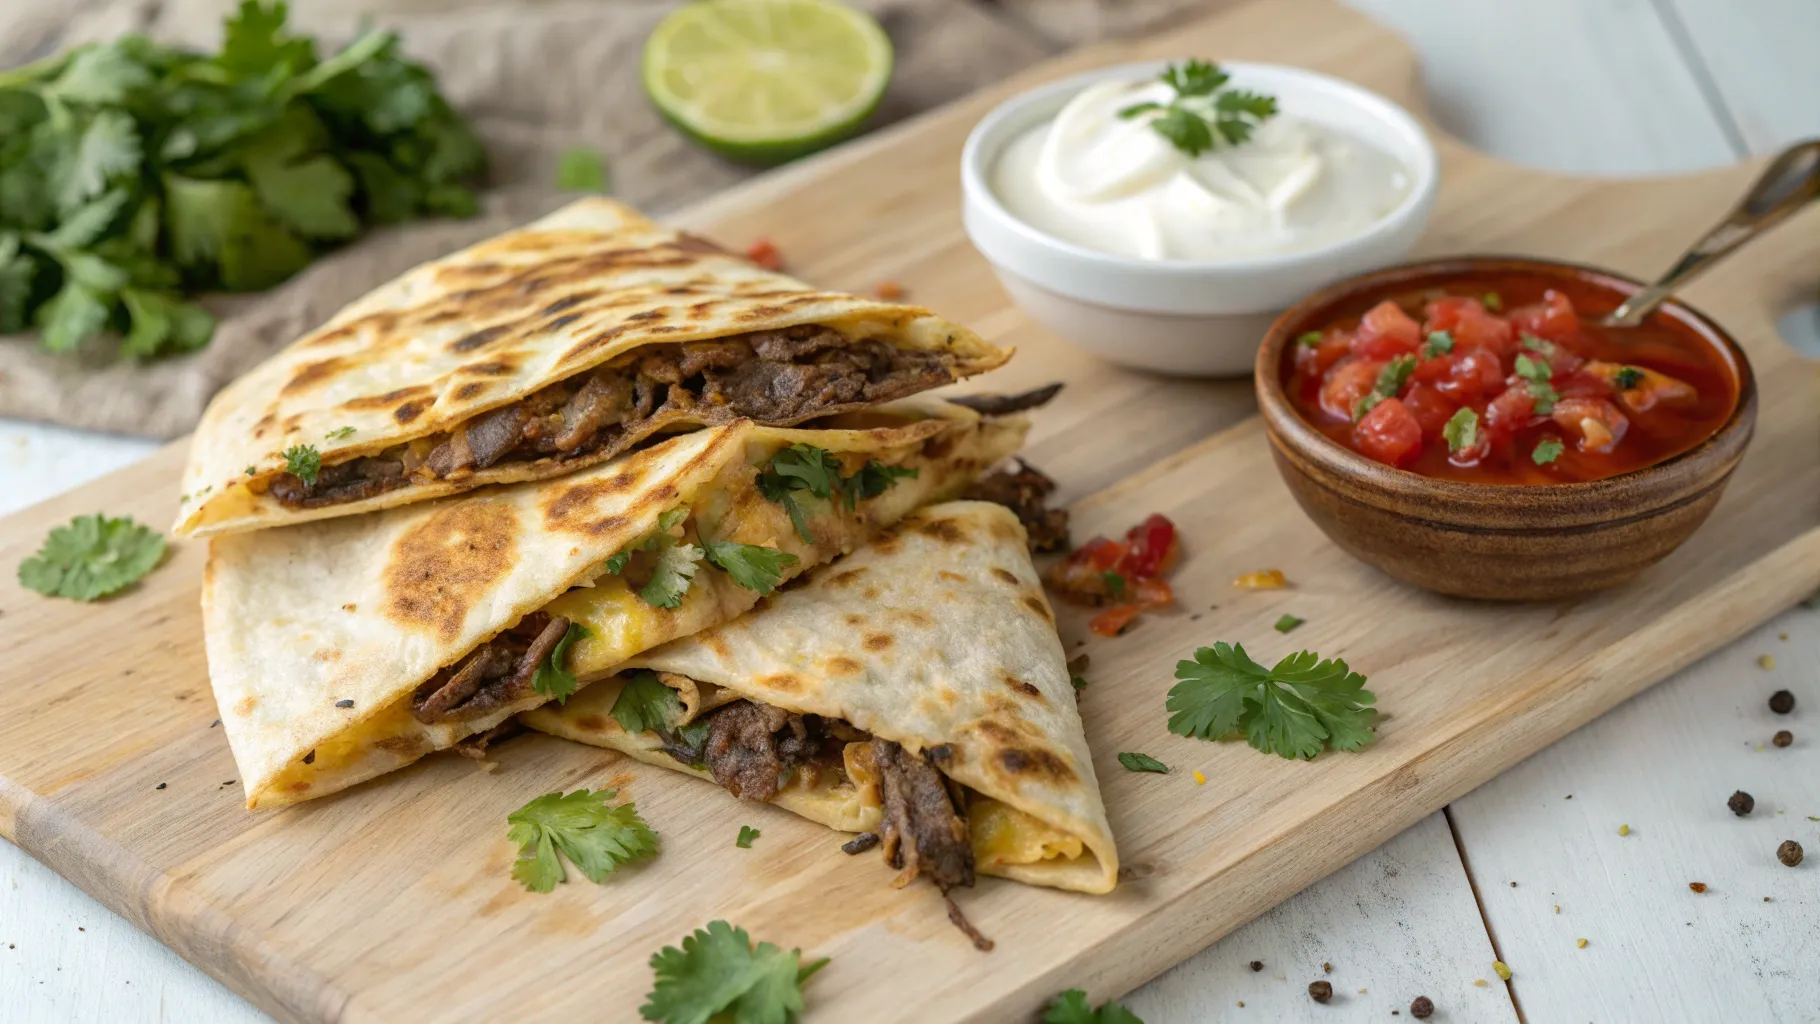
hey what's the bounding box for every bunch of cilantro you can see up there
[0,0,484,359]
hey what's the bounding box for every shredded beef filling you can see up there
[272,325,958,508]
[947,382,1063,417]
[873,740,975,892]
[700,699,842,802]
[964,457,1070,552]
[411,613,571,724]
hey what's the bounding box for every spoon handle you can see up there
[1605,138,1820,327]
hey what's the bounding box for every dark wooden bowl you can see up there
[1254,257,1758,601]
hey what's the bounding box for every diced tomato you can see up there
[1581,360,1696,413]
[1401,382,1457,436]
[745,238,785,271]
[1507,289,1580,344]
[1089,604,1145,637]
[1349,300,1422,358]
[1131,577,1175,608]
[1426,296,1515,355]
[1295,329,1354,377]
[1430,346,1506,404]
[1551,397,1629,452]
[1557,367,1615,399]
[1319,357,1386,420]
[1049,536,1127,604]
[1117,514,1179,580]
[1352,397,1422,466]
[1483,384,1538,439]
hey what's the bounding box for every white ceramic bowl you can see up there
[960,61,1439,377]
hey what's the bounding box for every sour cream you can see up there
[991,77,1411,262]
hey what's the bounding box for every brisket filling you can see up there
[411,613,571,725]
[963,457,1070,553]
[271,326,958,508]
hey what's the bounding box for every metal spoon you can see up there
[1603,138,1820,328]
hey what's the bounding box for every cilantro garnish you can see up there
[1513,355,1559,415]
[1273,613,1305,634]
[1166,642,1378,760]
[17,513,166,601]
[756,446,917,543]
[1514,353,1550,381]
[556,146,609,193]
[530,622,590,703]
[323,425,354,440]
[1117,752,1169,774]
[1614,366,1643,390]
[604,550,632,575]
[282,443,320,486]
[843,461,918,505]
[1297,330,1323,347]
[243,465,256,476]
[0,1,482,359]
[1071,675,1089,691]
[1422,330,1454,358]
[506,788,657,893]
[1354,354,1417,421]
[640,920,828,1024]
[611,671,683,735]
[1102,570,1128,600]
[1532,438,1565,465]
[1044,988,1145,1024]
[1520,334,1555,355]
[736,825,760,849]
[704,541,800,595]
[639,542,703,610]
[1442,407,1479,454]
[1116,59,1278,157]
[1482,292,1503,311]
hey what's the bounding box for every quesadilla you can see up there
[175,197,1009,538]
[521,501,1118,896]
[204,399,1027,809]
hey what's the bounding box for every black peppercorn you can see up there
[1410,995,1434,1019]
[1779,840,1804,867]
[1769,690,1794,714]
[1729,790,1755,816]
[1773,730,1792,748]
[1308,980,1332,1003]
[1249,960,1264,972]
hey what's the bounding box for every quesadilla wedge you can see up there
[175,197,1008,538]
[204,399,1026,809]
[522,501,1118,895]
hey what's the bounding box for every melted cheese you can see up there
[969,796,1083,867]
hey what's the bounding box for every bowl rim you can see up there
[1253,254,1759,506]
[958,59,1440,278]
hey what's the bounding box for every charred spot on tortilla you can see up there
[234,695,257,715]
[1023,595,1053,622]
[825,656,863,676]
[828,568,867,588]
[455,381,488,400]
[938,571,966,583]
[843,613,866,627]
[760,673,803,693]
[863,633,894,652]
[393,400,427,424]
[282,357,354,396]
[996,745,1075,784]
[458,360,518,377]
[341,385,433,411]
[448,325,511,354]
[382,502,519,644]
[1002,674,1043,701]
[917,517,969,544]
[990,568,1020,586]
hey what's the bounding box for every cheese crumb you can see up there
[1493,961,1511,981]
[1193,770,1206,785]
[1576,938,1588,949]
[1473,979,1488,988]
[1758,654,1776,670]
[1553,904,1561,914]
[1233,569,1289,590]
[1618,824,1631,836]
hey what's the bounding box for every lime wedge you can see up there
[643,0,893,165]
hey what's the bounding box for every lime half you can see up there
[644,0,894,165]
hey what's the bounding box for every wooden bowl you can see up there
[1254,257,1758,601]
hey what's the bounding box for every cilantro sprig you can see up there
[1117,59,1278,158]
[704,541,799,595]
[641,542,704,610]
[1166,642,1378,760]
[1532,438,1565,465]
[0,0,482,358]
[282,443,320,486]
[640,920,828,1024]
[736,825,761,849]
[17,512,166,601]
[756,445,917,544]
[1117,752,1169,774]
[530,622,590,704]
[1353,353,1417,421]
[1514,353,1559,415]
[506,788,657,893]
[611,671,684,736]
[1442,407,1479,455]
[1045,988,1145,1024]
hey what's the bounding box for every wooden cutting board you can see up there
[3,0,1817,1020]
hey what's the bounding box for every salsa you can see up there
[1282,276,1739,483]
[1049,513,1180,636]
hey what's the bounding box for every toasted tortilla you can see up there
[204,400,1026,809]
[522,501,1118,894]
[176,197,1008,538]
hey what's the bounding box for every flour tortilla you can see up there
[523,501,1117,894]
[204,400,1027,809]
[176,197,1008,537]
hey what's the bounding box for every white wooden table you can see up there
[3,1,1817,1019]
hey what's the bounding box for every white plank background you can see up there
[3,1,1818,1020]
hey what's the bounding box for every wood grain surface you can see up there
[2,0,1818,1020]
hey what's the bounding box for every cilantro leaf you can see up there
[218,0,317,76]
[1513,353,1551,382]
[639,542,703,610]
[245,153,359,240]
[604,550,632,575]
[640,919,827,1024]
[1126,59,1278,158]
[531,622,590,703]
[1117,752,1169,774]
[1422,330,1455,358]
[506,788,657,893]
[558,147,610,192]
[1442,407,1479,454]
[1482,292,1503,312]
[1297,330,1323,347]
[0,235,37,333]
[282,444,320,485]
[736,825,760,849]
[37,189,129,250]
[1532,438,1565,465]
[757,444,844,543]
[1148,106,1214,157]
[1353,354,1417,421]
[1102,571,1127,600]
[58,111,141,214]
[119,288,215,359]
[324,425,355,440]
[44,46,153,106]
[1614,366,1643,390]
[1166,642,1378,760]
[611,671,683,736]
[34,281,110,352]
[1044,989,1145,1024]
[843,460,918,506]
[1273,613,1305,633]
[1162,58,1227,97]
[17,513,166,601]
[704,541,799,595]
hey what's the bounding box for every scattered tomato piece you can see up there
[1353,397,1422,466]
[1233,569,1288,590]
[1050,513,1182,637]
[874,280,905,301]
[1088,603,1144,637]
[745,238,784,271]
